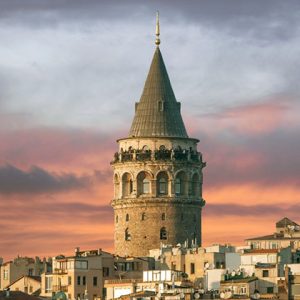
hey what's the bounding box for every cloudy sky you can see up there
[0,0,300,260]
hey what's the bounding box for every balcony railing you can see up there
[52,285,68,292]
[112,148,204,165]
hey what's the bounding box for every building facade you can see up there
[111,15,206,257]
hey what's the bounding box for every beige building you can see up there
[6,276,41,295]
[111,13,206,258]
[40,248,115,300]
[246,218,300,263]
[0,257,47,290]
[104,270,192,300]
[220,277,258,298]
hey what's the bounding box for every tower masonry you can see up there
[111,15,206,257]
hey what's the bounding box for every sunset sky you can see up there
[1,0,300,261]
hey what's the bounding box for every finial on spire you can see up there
[155,11,160,46]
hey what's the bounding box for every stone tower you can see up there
[111,15,206,257]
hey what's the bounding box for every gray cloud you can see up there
[205,203,300,220]
[0,164,91,194]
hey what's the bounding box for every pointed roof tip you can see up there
[129,45,188,138]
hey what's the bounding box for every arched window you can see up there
[125,228,131,241]
[137,172,152,196]
[143,178,150,194]
[114,174,120,199]
[175,171,187,195]
[160,227,167,240]
[157,171,168,195]
[116,215,118,223]
[159,145,166,150]
[162,213,166,221]
[142,145,149,151]
[141,213,146,221]
[122,173,133,197]
[175,178,181,195]
[192,173,200,196]
[126,214,129,222]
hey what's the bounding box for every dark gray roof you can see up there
[129,47,188,138]
[276,217,299,228]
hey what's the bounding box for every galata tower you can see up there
[111,13,206,257]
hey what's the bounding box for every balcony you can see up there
[52,285,68,292]
[112,148,205,165]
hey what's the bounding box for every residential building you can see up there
[240,247,293,294]
[246,218,300,263]
[6,276,41,295]
[0,257,47,290]
[40,248,115,300]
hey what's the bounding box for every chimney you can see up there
[75,247,80,256]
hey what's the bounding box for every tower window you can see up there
[125,228,131,241]
[143,178,150,194]
[160,227,167,240]
[162,213,166,221]
[141,212,146,221]
[122,173,133,197]
[157,171,169,195]
[126,214,129,222]
[175,178,181,195]
[158,178,167,194]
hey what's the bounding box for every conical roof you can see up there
[129,47,188,138]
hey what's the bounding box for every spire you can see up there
[129,14,188,138]
[155,11,160,46]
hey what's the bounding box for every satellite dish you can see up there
[231,271,236,277]
[177,243,181,247]
[290,225,295,231]
[220,292,225,299]
[180,292,185,299]
[251,292,260,300]
[224,292,232,299]
[205,263,210,269]
[194,292,200,299]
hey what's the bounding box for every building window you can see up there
[103,267,109,277]
[267,287,274,293]
[162,213,166,221]
[263,270,269,277]
[240,287,247,294]
[137,172,151,195]
[141,212,146,221]
[122,173,133,197]
[45,277,53,293]
[93,276,98,286]
[77,276,81,285]
[191,173,200,196]
[175,178,181,195]
[68,276,72,285]
[126,214,129,221]
[3,270,8,280]
[157,172,168,195]
[125,228,131,241]
[160,227,167,240]
[83,276,86,286]
[191,263,195,274]
[28,268,33,276]
[29,286,33,293]
[143,178,150,193]
[116,215,118,223]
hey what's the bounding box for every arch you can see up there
[157,171,169,195]
[160,227,167,240]
[191,173,200,196]
[114,174,120,199]
[174,170,188,196]
[125,228,131,241]
[159,145,166,150]
[122,172,133,197]
[162,213,166,221]
[126,213,129,222]
[137,171,152,196]
[142,145,150,151]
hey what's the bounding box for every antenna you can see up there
[155,11,161,46]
